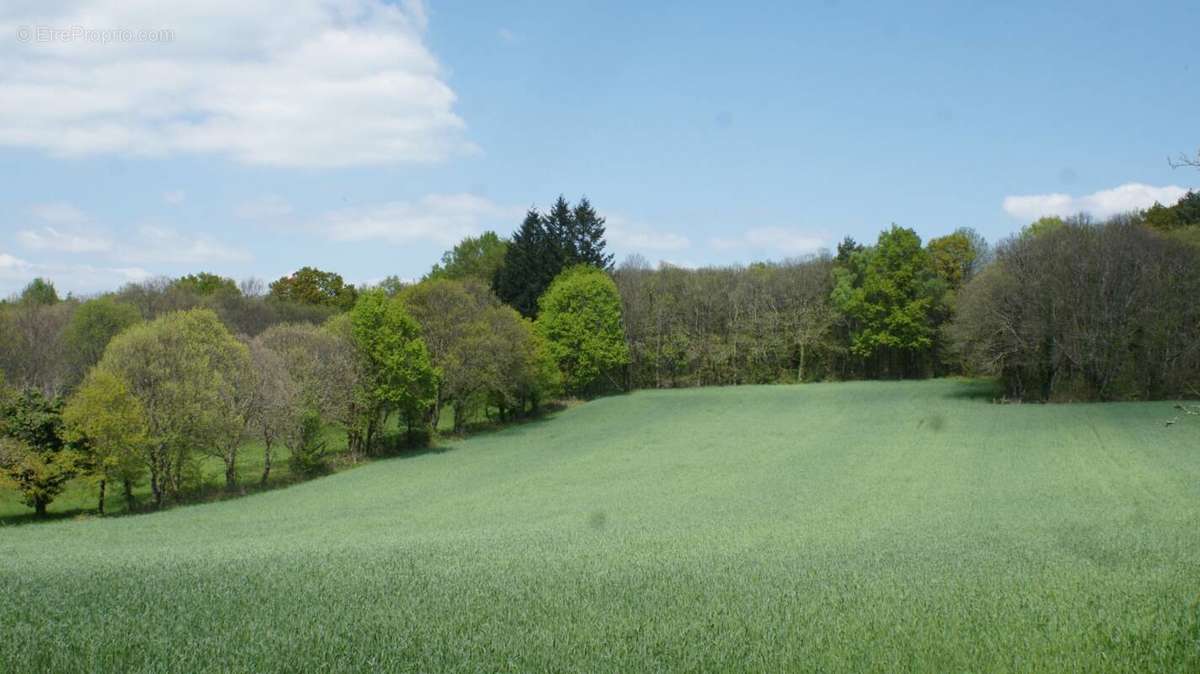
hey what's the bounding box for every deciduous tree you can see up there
[269,267,358,310]
[536,266,630,396]
[0,387,79,517]
[63,370,149,513]
[426,231,509,284]
[349,291,437,451]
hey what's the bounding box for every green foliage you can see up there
[62,370,149,511]
[832,225,939,376]
[63,296,141,379]
[401,279,499,430]
[927,229,979,289]
[616,258,837,387]
[269,267,358,310]
[18,278,59,306]
[0,388,78,515]
[96,309,250,505]
[1021,215,1066,238]
[536,266,629,395]
[287,410,329,477]
[426,231,509,284]
[1,381,1198,672]
[493,196,613,317]
[349,290,437,449]
[1142,191,1200,248]
[171,272,240,298]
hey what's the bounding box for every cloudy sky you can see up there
[1,0,1197,296]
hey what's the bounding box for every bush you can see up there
[288,412,330,477]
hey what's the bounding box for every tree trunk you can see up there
[260,440,272,486]
[150,457,163,508]
[34,498,47,517]
[431,387,443,432]
[224,447,238,492]
[365,416,377,456]
[97,479,106,515]
[797,341,806,383]
[123,479,136,511]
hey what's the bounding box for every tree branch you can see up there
[1168,148,1200,169]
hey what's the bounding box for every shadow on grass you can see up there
[0,402,577,528]
[424,401,573,446]
[0,470,319,528]
[940,378,1003,402]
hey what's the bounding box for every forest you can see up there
[1,191,1198,517]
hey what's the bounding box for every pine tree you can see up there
[493,197,613,317]
[571,197,614,269]
[494,209,559,317]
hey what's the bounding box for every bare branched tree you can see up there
[1168,147,1200,169]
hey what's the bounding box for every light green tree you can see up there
[63,370,149,513]
[426,231,509,284]
[350,291,438,451]
[96,309,250,506]
[535,265,629,396]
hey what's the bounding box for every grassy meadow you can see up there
[2,379,1199,672]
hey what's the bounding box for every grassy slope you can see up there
[1,379,1198,672]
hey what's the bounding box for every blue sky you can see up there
[1,0,1197,296]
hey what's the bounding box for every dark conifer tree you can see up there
[571,197,614,269]
[493,196,613,317]
[494,209,556,317]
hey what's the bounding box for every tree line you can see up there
[2,190,1198,517]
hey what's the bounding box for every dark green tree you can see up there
[269,267,358,310]
[832,225,939,378]
[171,272,240,298]
[19,278,59,306]
[493,196,612,317]
[63,296,142,381]
[493,209,564,317]
[571,197,614,269]
[0,387,80,516]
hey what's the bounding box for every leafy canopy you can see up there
[832,225,939,359]
[0,387,79,515]
[536,265,629,396]
[269,267,358,310]
[426,231,509,284]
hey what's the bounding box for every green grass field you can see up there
[2,379,1199,672]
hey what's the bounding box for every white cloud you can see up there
[0,0,472,167]
[0,248,148,296]
[235,195,294,220]
[0,252,33,276]
[13,202,246,264]
[163,190,186,205]
[16,202,112,253]
[605,216,691,252]
[317,193,520,246]
[1002,183,1192,221]
[121,225,252,265]
[497,28,519,44]
[711,227,826,256]
[28,202,90,226]
[17,226,112,253]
